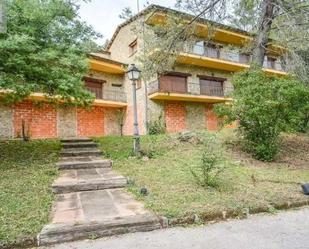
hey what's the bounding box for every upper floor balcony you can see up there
[147,76,233,103]
[84,78,127,108]
[177,43,287,76]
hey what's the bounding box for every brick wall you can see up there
[0,100,123,139]
[13,101,57,138]
[77,106,104,137]
[122,105,144,135]
[164,101,186,133]
[205,104,218,131]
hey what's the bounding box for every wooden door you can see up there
[85,81,103,99]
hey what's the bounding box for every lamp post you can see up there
[126,64,141,155]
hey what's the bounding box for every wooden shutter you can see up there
[159,75,187,93]
[85,81,103,99]
[199,77,224,97]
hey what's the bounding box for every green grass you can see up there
[95,132,309,219]
[0,139,61,246]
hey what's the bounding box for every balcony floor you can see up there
[177,52,287,76]
[148,92,232,103]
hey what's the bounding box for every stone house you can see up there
[0,5,287,139]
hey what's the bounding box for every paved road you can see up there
[45,207,309,249]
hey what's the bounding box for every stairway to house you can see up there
[38,138,164,246]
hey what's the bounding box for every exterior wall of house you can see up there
[0,100,122,140]
[108,17,148,136]
[88,70,126,103]
[164,101,186,133]
[14,101,57,138]
[144,65,234,133]
[58,107,77,137]
[109,17,145,65]
[0,104,13,139]
[160,101,219,133]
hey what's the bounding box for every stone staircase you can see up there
[38,138,164,246]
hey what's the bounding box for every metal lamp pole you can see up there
[132,78,140,155]
[126,64,141,156]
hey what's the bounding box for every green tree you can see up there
[215,70,309,161]
[119,7,133,20]
[142,1,309,75]
[0,0,101,105]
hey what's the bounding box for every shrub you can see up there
[148,114,166,135]
[215,69,309,161]
[190,136,226,188]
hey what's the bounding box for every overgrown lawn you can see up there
[95,132,309,220]
[0,139,61,246]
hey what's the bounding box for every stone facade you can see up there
[185,103,206,130]
[104,108,123,135]
[0,105,13,139]
[58,107,77,138]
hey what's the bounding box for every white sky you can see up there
[78,0,176,44]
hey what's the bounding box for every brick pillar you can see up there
[164,101,186,133]
[77,106,104,137]
[205,104,218,131]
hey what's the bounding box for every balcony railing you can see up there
[86,87,127,103]
[184,44,286,72]
[147,80,233,98]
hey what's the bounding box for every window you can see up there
[112,83,122,88]
[129,39,138,56]
[198,76,225,97]
[193,41,205,55]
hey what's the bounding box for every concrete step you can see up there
[56,159,112,170]
[52,168,127,194]
[52,178,127,194]
[60,138,92,143]
[60,148,102,157]
[38,213,163,246]
[62,142,97,149]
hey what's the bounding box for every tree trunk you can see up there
[252,0,278,67]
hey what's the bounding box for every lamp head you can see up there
[126,64,141,81]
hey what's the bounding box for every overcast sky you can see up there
[78,0,176,44]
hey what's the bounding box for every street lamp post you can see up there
[126,64,141,155]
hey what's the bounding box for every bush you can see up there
[215,69,309,161]
[148,114,166,135]
[190,136,226,188]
